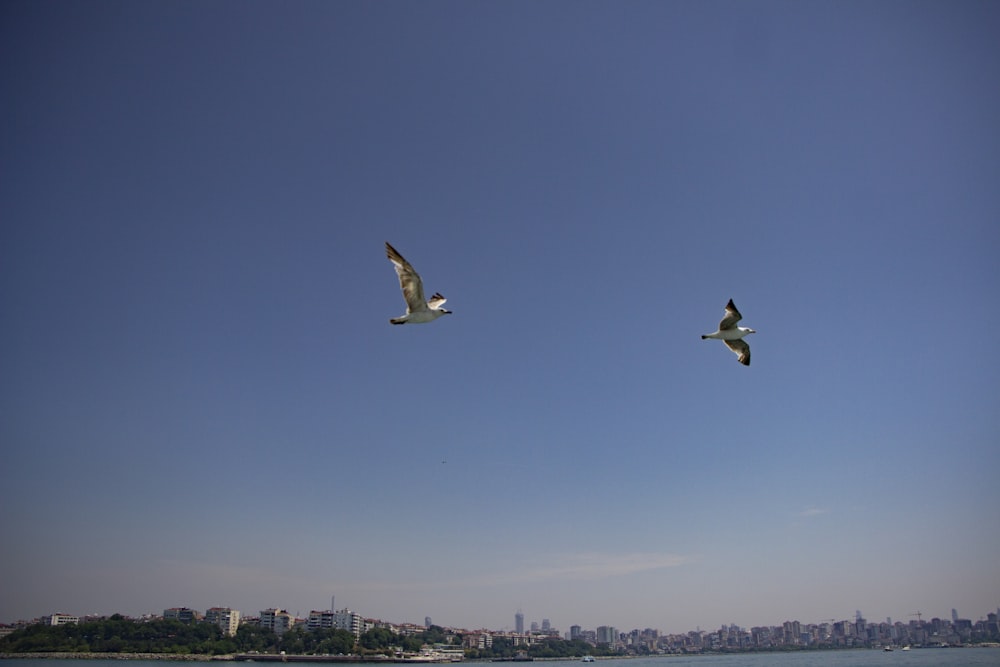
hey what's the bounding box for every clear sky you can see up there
[2,0,998,634]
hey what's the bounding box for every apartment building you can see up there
[205,607,241,636]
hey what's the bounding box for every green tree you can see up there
[359,627,396,654]
[234,624,279,653]
[314,629,356,655]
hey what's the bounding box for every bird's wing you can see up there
[386,242,428,313]
[724,339,751,366]
[719,298,742,330]
[427,293,448,310]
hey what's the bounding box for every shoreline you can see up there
[4,645,999,662]
[0,654,234,662]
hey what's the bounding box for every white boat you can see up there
[581,657,595,663]
[902,646,911,651]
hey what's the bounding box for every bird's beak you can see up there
[443,309,453,315]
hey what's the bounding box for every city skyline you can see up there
[8,603,1000,655]
[2,0,998,635]
[6,600,1000,640]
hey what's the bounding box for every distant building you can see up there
[515,612,524,634]
[308,610,336,631]
[396,622,426,636]
[463,632,493,650]
[205,607,241,636]
[260,608,294,636]
[596,626,617,646]
[541,619,550,632]
[41,614,79,626]
[164,607,201,623]
[569,625,582,641]
[332,608,364,637]
[425,616,432,628]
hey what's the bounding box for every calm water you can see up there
[3,653,999,667]
[597,651,1000,667]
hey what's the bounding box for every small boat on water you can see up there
[581,657,595,663]
[901,646,911,651]
[883,647,894,652]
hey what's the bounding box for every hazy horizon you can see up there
[9,599,1000,638]
[2,0,998,634]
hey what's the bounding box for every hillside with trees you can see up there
[1,615,613,659]
[0,615,353,656]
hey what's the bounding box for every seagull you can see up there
[385,242,452,325]
[701,299,756,366]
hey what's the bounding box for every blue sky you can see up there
[2,0,998,633]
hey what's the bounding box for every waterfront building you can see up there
[260,608,294,636]
[308,610,336,631]
[509,632,531,647]
[41,614,79,626]
[462,631,493,650]
[569,625,581,640]
[396,622,427,636]
[205,607,240,636]
[163,608,201,623]
[333,608,364,637]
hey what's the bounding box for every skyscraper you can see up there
[515,611,524,634]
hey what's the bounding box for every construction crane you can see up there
[909,612,923,622]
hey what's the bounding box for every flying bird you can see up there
[701,299,756,366]
[385,242,453,325]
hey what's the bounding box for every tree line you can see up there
[0,616,354,656]
[0,615,615,658]
[464,637,617,660]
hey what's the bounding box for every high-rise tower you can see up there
[515,611,524,634]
